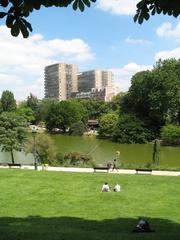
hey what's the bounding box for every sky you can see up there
[0,0,180,100]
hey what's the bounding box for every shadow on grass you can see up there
[0,216,179,240]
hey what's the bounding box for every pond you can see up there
[0,135,180,168]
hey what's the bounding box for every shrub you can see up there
[69,121,86,136]
[64,152,93,167]
[160,124,180,145]
[113,114,151,143]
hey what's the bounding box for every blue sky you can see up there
[0,0,180,100]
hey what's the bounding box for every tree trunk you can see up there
[10,148,15,164]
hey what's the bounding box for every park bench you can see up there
[93,166,110,173]
[0,163,8,168]
[136,169,152,174]
[8,163,21,169]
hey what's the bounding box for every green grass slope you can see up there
[0,169,180,240]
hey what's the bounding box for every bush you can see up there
[69,121,86,136]
[51,152,65,166]
[64,152,93,167]
[160,124,180,145]
[113,114,151,143]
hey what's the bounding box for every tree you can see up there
[113,114,151,144]
[26,93,39,111]
[69,121,86,136]
[0,112,27,164]
[1,90,16,112]
[0,1,179,38]
[81,99,110,120]
[16,106,35,123]
[110,92,127,112]
[26,93,41,124]
[38,98,57,122]
[27,133,57,165]
[134,0,180,24]
[45,100,86,132]
[98,113,118,139]
[121,59,180,136]
[160,124,180,145]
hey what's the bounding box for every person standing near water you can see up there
[112,159,117,171]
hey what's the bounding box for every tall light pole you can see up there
[32,126,38,170]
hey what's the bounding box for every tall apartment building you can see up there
[77,70,114,101]
[78,70,113,92]
[44,63,78,101]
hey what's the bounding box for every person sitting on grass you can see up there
[114,183,121,192]
[101,182,110,192]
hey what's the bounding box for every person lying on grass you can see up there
[132,218,154,232]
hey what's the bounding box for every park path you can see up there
[0,165,180,177]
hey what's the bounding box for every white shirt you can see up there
[114,184,121,192]
[101,184,110,192]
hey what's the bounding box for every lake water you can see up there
[0,135,180,168]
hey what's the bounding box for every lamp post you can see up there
[32,126,38,170]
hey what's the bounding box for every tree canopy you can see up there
[1,90,16,112]
[122,59,180,136]
[0,0,179,38]
[0,112,27,163]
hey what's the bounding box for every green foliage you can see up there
[26,93,39,112]
[64,151,93,166]
[69,121,86,136]
[134,0,180,24]
[113,114,151,144]
[0,112,27,163]
[1,90,16,112]
[98,112,118,139]
[160,124,180,145]
[38,98,57,122]
[16,106,35,123]
[27,133,57,165]
[55,152,65,166]
[110,92,127,112]
[0,0,97,38]
[45,100,87,132]
[122,59,180,136]
[26,93,41,124]
[80,99,111,120]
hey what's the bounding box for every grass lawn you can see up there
[0,169,180,240]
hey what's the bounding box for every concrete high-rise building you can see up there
[78,70,113,92]
[77,70,114,101]
[44,63,78,101]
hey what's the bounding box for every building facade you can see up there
[44,63,78,101]
[77,70,114,101]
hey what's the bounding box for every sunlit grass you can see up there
[0,169,180,240]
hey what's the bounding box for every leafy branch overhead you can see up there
[0,0,96,38]
[0,0,180,38]
[134,0,180,24]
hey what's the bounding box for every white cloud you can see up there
[111,62,152,91]
[0,26,94,100]
[125,37,152,45]
[156,21,180,41]
[155,47,180,61]
[96,0,138,15]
